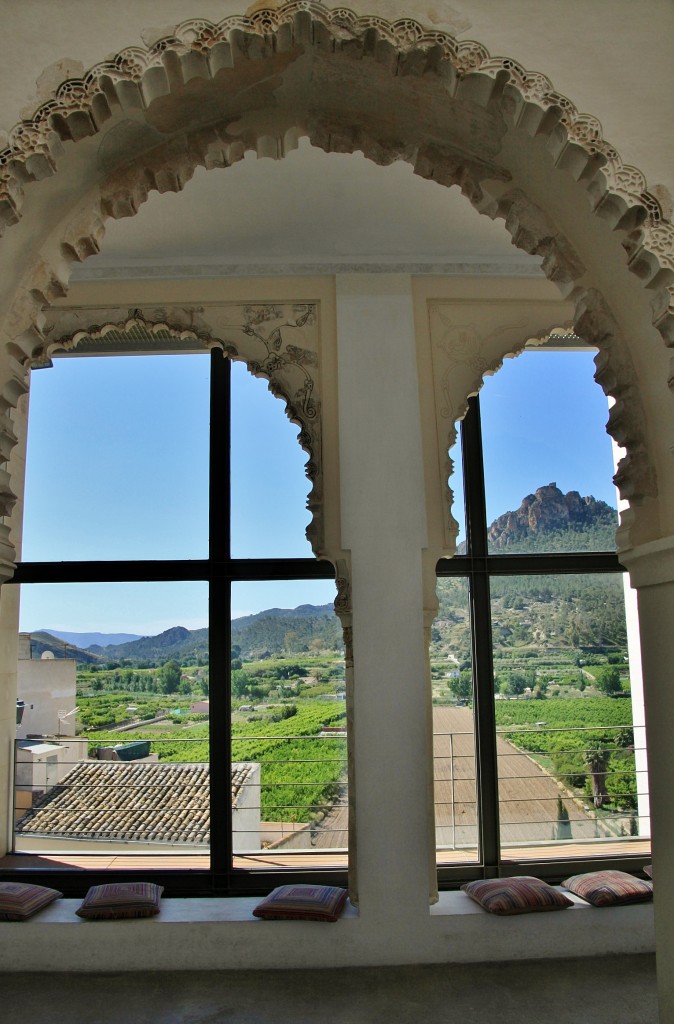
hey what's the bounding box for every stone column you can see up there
[336,274,436,923]
[621,536,674,1024]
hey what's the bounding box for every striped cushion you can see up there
[562,870,653,907]
[76,881,164,919]
[253,884,348,921]
[461,877,573,915]
[0,882,63,920]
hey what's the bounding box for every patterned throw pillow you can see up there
[461,877,573,915]
[562,870,653,907]
[0,881,63,921]
[643,864,653,879]
[253,883,348,921]
[76,881,164,919]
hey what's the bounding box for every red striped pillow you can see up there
[76,881,164,919]
[253,884,348,921]
[562,870,653,907]
[461,877,573,915]
[0,882,63,920]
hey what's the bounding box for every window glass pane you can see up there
[433,576,478,862]
[230,361,314,558]
[490,573,649,860]
[22,355,209,560]
[15,582,209,859]
[480,351,619,553]
[230,580,347,865]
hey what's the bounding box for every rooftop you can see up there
[16,760,257,846]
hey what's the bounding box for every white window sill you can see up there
[0,891,654,973]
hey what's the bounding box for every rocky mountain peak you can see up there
[488,483,616,550]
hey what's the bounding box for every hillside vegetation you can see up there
[61,482,639,832]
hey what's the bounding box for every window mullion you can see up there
[462,397,501,874]
[208,348,232,881]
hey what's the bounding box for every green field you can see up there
[77,632,638,827]
[85,700,347,823]
[494,697,637,810]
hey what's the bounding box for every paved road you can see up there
[433,706,597,849]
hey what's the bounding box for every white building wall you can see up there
[232,762,261,854]
[16,658,78,739]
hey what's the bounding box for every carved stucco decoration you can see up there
[0,3,669,563]
[40,302,326,555]
[0,3,670,330]
[425,300,641,550]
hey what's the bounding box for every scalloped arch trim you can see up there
[0,2,671,337]
[0,2,671,560]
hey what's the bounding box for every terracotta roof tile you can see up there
[16,760,257,845]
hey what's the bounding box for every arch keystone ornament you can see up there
[0,1,671,565]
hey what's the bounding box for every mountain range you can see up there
[31,484,617,665]
[37,630,142,648]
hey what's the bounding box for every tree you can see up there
[232,669,252,699]
[595,665,622,695]
[283,630,299,652]
[585,747,611,808]
[501,670,529,697]
[448,671,472,701]
[158,660,181,694]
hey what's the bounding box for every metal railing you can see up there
[433,722,650,854]
[13,723,649,862]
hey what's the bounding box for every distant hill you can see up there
[27,631,102,665]
[232,604,341,660]
[487,482,617,552]
[84,604,341,664]
[437,484,624,664]
[39,629,142,648]
[88,625,208,664]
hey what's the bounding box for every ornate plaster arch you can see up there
[39,302,325,554]
[0,3,670,568]
[0,5,670,318]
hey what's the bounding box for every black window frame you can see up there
[4,348,342,896]
[436,395,645,886]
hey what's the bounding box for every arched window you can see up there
[10,348,346,896]
[434,344,649,880]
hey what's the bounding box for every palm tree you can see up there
[585,746,611,808]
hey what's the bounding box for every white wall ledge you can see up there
[0,891,654,973]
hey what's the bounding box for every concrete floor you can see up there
[4,956,657,1024]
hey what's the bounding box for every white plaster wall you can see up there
[0,1,671,192]
[0,3,669,1009]
[15,737,88,791]
[16,658,78,739]
[233,762,261,853]
[337,274,436,912]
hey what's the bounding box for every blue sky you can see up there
[19,348,617,635]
